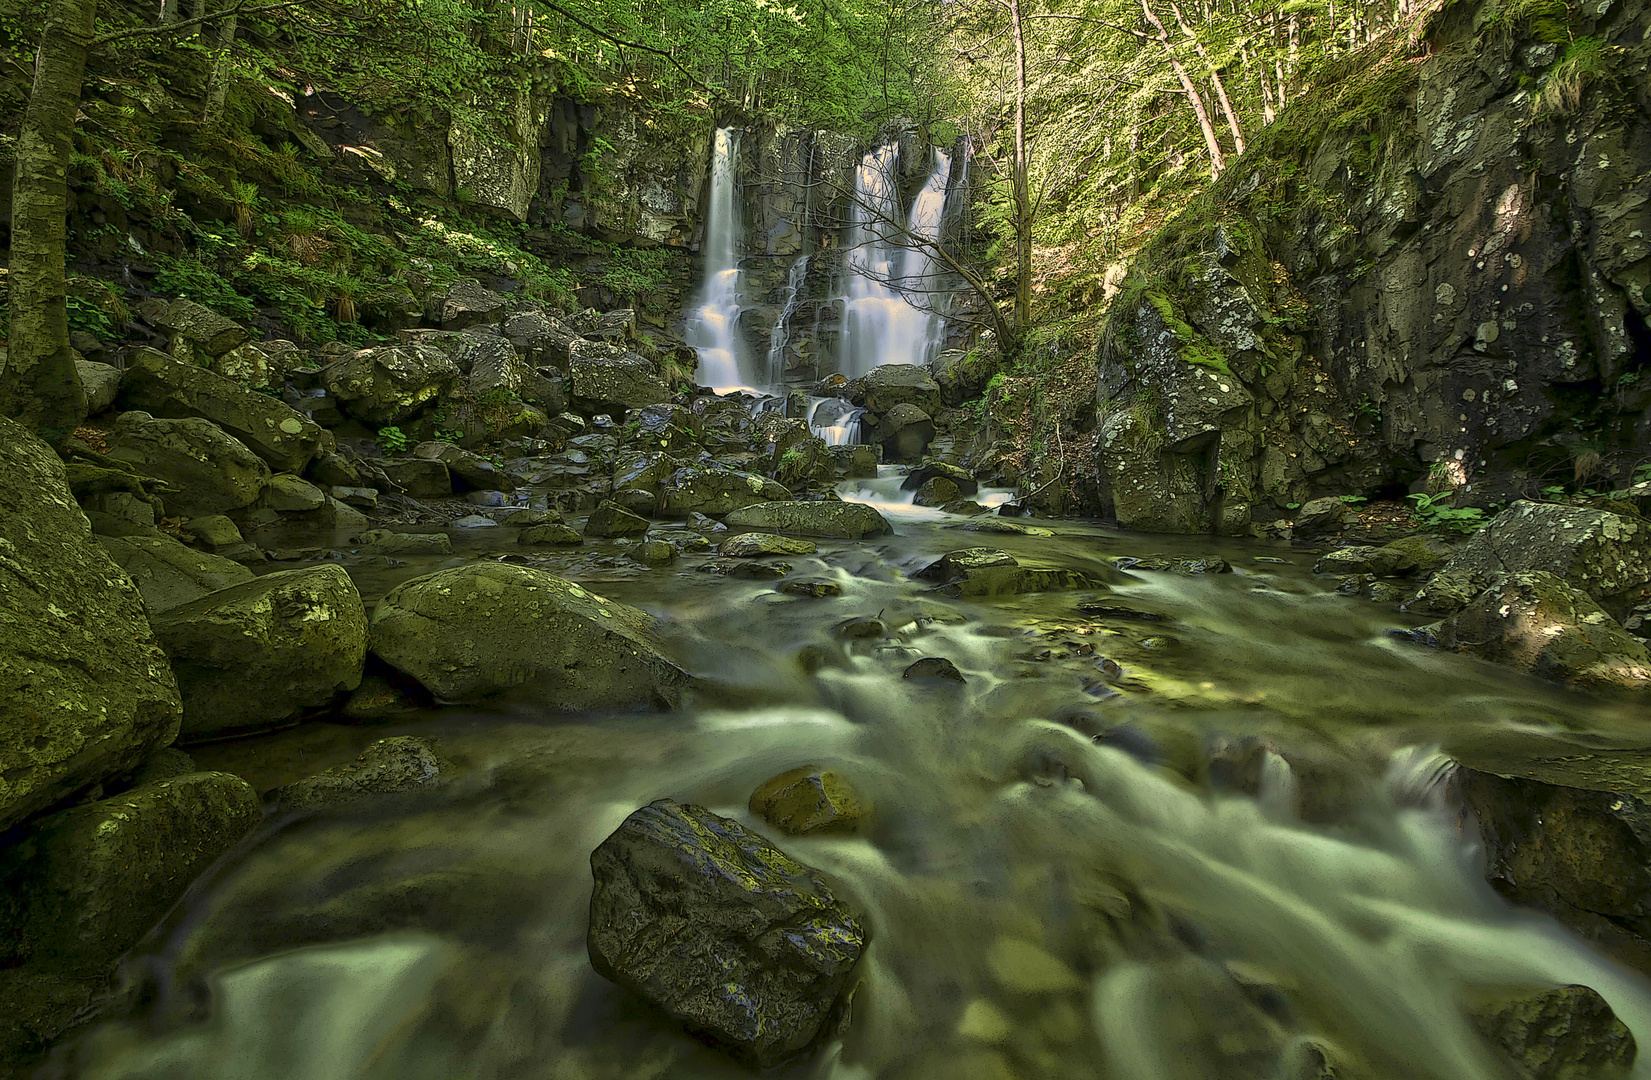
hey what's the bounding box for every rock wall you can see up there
[1088,0,1651,534]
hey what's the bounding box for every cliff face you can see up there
[1090,0,1651,534]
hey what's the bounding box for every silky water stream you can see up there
[47,477,1651,1080]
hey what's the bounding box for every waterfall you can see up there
[837,145,954,379]
[685,128,750,391]
[764,255,809,385]
[807,396,865,446]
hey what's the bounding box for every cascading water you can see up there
[764,255,809,385]
[685,128,750,392]
[807,396,866,446]
[837,145,954,379]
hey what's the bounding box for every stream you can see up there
[46,469,1651,1080]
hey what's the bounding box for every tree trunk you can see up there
[201,8,238,125]
[1009,0,1032,341]
[1141,0,1224,177]
[1169,0,1244,155]
[1,0,93,441]
[158,0,178,22]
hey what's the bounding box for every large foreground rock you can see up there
[861,363,941,415]
[1411,502,1651,619]
[105,412,271,517]
[94,532,255,612]
[369,564,688,708]
[1435,572,1651,690]
[724,501,893,539]
[1466,983,1636,1080]
[569,348,671,410]
[119,347,326,473]
[0,418,181,832]
[588,800,866,1066]
[153,565,368,739]
[323,343,461,425]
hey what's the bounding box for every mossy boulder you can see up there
[724,500,893,539]
[1466,984,1636,1080]
[94,532,256,613]
[659,467,791,517]
[369,564,688,708]
[749,766,871,834]
[105,412,271,517]
[323,343,462,426]
[153,565,369,739]
[861,363,941,415]
[0,418,182,832]
[269,736,444,811]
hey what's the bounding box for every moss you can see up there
[1145,291,1234,378]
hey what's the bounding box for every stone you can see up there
[518,523,584,546]
[930,349,1001,407]
[749,766,871,833]
[835,616,886,639]
[1313,545,1405,576]
[358,529,454,556]
[1435,571,1651,689]
[264,473,324,514]
[105,412,271,517]
[502,310,579,369]
[119,347,325,473]
[698,558,791,580]
[439,278,510,330]
[903,657,965,682]
[0,420,182,832]
[458,332,532,399]
[0,772,259,974]
[369,564,688,707]
[377,457,452,498]
[331,485,378,509]
[585,500,650,538]
[914,548,1024,597]
[830,444,880,479]
[957,1000,1013,1044]
[587,799,866,1066]
[861,363,941,415]
[719,532,818,557]
[323,344,461,425]
[569,348,671,410]
[609,487,658,517]
[147,297,250,356]
[1117,555,1233,575]
[1375,534,1455,575]
[153,565,369,739]
[210,342,274,386]
[1417,502,1651,619]
[780,580,842,598]
[75,358,120,414]
[270,737,445,811]
[95,533,255,612]
[724,500,893,540]
[659,467,791,517]
[876,403,935,463]
[984,937,1082,994]
[180,514,243,552]
[1465,983,1636,1080]
[318,496,370,531]
[630,402,705,452]
[900,460,980,498]
[912,477,961,507]
[1293,497,1358,536]
[629,539,677,567]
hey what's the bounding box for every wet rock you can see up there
[1375,534,1455,575]
[0,771,259,974]
[180,514,243,553]
[720,532,818,558]
[659,467,791,517]
[916,547,1022,595]
[463,489,509,507]
[903,657,965,683]
[370,564,688,707]
[900,460,979,497]
[835,616,887,639]
[569,347,670,410]
[776,437,837,488]
[77,358,121,414]
[0,420,182,831]
[267,473,326,513]
[1117,555,1233,575]
[331,484,378,509]
[502,310,579,369]
[439,278,509,330]
[95,532,255,612]
[1077,601,1167,622]
[106,412,271,516]
[415,442,507,491]
[378,457,452,498]
[861,363,941,415]
[698,558,791,580]
[587,799,867,1066]
[780,579,842,598]
[585,500,650,538]
[750,766,871,834]
[358,529,454,556]
[270,737,445,811]
[1313,545,1403,576]
[609,486,658,517]
[119,348,326,473]
[629,539,678,567]
[724,500,893,539]
[1435,571,1651,689]
[876,403,935,463]
[145,297,251,357]
[323,343,461,426]
[955,517,1054,537]
[154,565,369,739]
[912,477,961,507]
[1293,497,1358,536]
[829,444,880,479]
[941,500,990,515]
[518,523,583,546]
[452,513,499,528]
[1466,983,1635,1080]
[1414,502,1651,619]
[1368,582,1410,603]
[630,403,705,452]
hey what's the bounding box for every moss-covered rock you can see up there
[105,412,272,517]
[658,467,790,517]
[369,563,688,707]
[749,765,871,834]
[0,418,182,832]
[94,532,256,613]
[323,343,462,426]
[724,500,893,539]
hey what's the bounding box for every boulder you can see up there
[724,500,893,540]
[179,514,243,552]
[210,341,274,386]
[912,477,961,507]
[439,279,510,330]
[830,444,881,479]
[876,403,935,462]
[323,344,461,425]
[585,501,650,538]
[929,349,1000,407]
[457,332,532,398]
[502,310,579,369]
[377,457,452,499]
[569,347,671,410]
[659,467,792,517]
[1466,984,1636,1080]
[904,657,965,682]
[719,533,819,557]
[146,297,250,357]
[1313,545,1403,576]
[94,533,255,612]
[900,460,979,497]
[914,548,1023,596]
[369,564,688,707]
[1293,497,1358,536]
[749,766,871,834]
[358,529,454,556]
[613,450,684,494]
[630,403,705,452]
[414,441,507,491]
[1434,571,1651,689]
[75,358,121,414]
[518,523,584,546]
[105,412,271,516]
[776,437,837,488]
[587,799,866,1066]
[0,420,182,832]
[269,736,444,811]
[153,565,369,739]
[267,473,326,513]
[1415,502,1651,619]
[861,363,941,415]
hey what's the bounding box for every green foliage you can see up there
[377,426,409,453]
[1407,492,1490,534]
[1534,37,1607,117]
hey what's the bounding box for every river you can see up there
[47,468,1651,1080]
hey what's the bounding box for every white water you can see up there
[686,128,752,393]
[765,255,810,385]
[837,147,954,379]
[807,396,866,446]
[837,465,1015,522]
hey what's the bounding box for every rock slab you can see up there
[587,799,866,1066]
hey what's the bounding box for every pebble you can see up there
[985,938,1082,994]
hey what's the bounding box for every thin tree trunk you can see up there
[1169,0,1244,155]
[1009,0,1032,340]
[1,0,93,440]
[158,0,178,22]
[1141,0,1224,177]
[201,8,238,125]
